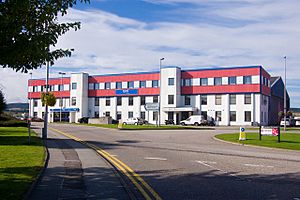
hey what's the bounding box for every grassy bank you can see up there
[215,132,300,150]
[0,127,45,200]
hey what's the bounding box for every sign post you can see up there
[259,126,280,143]
[144,103,160,126]
[239,127,246,141]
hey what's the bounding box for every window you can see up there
[230,111,236,121]
[58,84,64,91]
[152,80,158,88]
[128,111,133,118]
[140,81,146,88]
[72,83,77,90]
[228,77,236,85]
[127,81,134,88]
[215,111,222,121]
[229,94,236,105]
[95,111,99,118]
[141,96,146,105]
[105,82,111,89]
[201,111,207,120]
[59,99,63,107]
[215,95,222,105]
[41,86,44,92]
[117,112,122,120]
[168,95,174,104]
[183,79,191,86]
[33,112,38,117]
[71,97,76,106]
[201,95,207,105]
[33,100,38,107]
[32,86,36,92]
[105,97,110,106]
[245,111,251,122]
[128,97,134,106]
[89,83,94,90]
[168,112,174,120]
[200,78,208,86]
[168,78,174,86]
[117,97,122,106]
[214,77,222,86]
[94,83,100,90]
[95,97,99,106]
[116,82,122,89]
[105,111,110,117]
[140,111,145,119]
[153,112,158,121]
[243,76,252,84]
[244,94,251,104]
[153,96,158,103]
[184,96,191,105]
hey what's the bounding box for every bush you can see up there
[0,119,28,127]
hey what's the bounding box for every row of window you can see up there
[88,80,159,90]
[199,111,252,122]
[100,96,159,106]
[178,76,253,87]
[32,84,67,92]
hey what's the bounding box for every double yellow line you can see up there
[50,128,162,200]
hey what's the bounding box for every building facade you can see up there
[28,65,271,126]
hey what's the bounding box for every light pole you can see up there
[284,56,287,131]
[159,58,165,126]
[58,72,66,122]
[28,72,33,144]
[43,61,49,139]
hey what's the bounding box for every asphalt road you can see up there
[47,123,300,200]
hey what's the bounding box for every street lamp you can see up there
[58,72,66,122]
[28,72,33,144]
[159,58,165,126]
[284,56,287,131]
[43,61,49,139]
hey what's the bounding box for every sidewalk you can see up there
[28,125,130,200]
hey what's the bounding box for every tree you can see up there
[0,0,89,72]
[41,92,56,106]
[0,90,6,117]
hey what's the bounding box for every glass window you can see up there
[89,83,94,90]
[94,83,100,90]
[141,96,146,105]
[152,80,158,88]
[215,111,222,121]
[140,81,146,88]
[140,111,146,119]
[117,97,122,106]
[200,78,208,86]
[228,77,236,85]
[105,111,110,117]
[128,111,133,118]
[59,99,63,107]
[153,96,158,103]
[214,77,222,86]
[215,95,222,105]
[230,94,236,105]
[117,111,122,120]
[58,84,64,91]
[127,81,134,88]
[201,95,207,105]
[244,94,251,104]
[128,97,134,106]
[116,82,122,89]
[33,112,38,117]
[168,95,174,104]
[72,83,77,90]
[243,76,252,84]
[105,82,111,89]
[105,97,110,106]
[230,111,236,121]
[71,97,76,106]
[95,97,99,106]
[95,111,99,118]
[153,112,158,121]
[168,78,174,86]
[168,112,174,120]
[245,111,251,122]
[33,100,38,107]
[184,96,191,105]
[201,111,207,120]
[183,79,192,86]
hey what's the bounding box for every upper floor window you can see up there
[141,96,146,105]
[89,83,94,90]
[95,97,99,106]
[58,84,64,91]
[168,78,174,86]
[105,97,110,106]
[183,79,192,86]
[140,81,146,88]
[168,95,174,104]
[127,81,134,88]
[243,76,252,84]
[71,83,77,90]
[214,77,222,86]
[228,77,236,85]
[215,95,222,105]
[71,97,76,106]
[116,82,122,89]
[184,96,191,105]
[105,82,111,89]
[244,94,251,104]
[33,100,38,107]
[201,95,207,105]
[94,83,100,90]
[200,78,208,86]
[153,96,158,103]
[229,94,236,105]
[117,97,122,106]
[128,97,134,106]
[152,80,159,88]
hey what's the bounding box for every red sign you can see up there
[272,128,279,136]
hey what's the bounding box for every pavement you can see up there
[28,123,130,200]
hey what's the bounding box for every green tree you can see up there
[0,90,6,117]
[0,0,89,72]
[41,92,56,106]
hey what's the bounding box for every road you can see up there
[45,123,300,200]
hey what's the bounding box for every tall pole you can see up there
[284,56,287,131]
[159,58,164,126]
[43,61,49,139]
[28,72,33,144]
[59,72,66,122]
[29,73,32,119]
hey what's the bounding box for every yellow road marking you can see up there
[49,128,161,200]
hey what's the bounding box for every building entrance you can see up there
[53,112,70,122]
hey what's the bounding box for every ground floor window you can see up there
[168,112,174,120]
[94,111,99,118]
[201,111,207,120]
[215,111,222,121]
[230,111,236,121]
[128,111,133,118]
[153,112,158,121]
[33,112,38,117]
[140,111,145,119]
[245,111,251,122]
[117,111,121,120]
[105,111,110,117]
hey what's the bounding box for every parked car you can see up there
[31,117,44,122]
[78,117,89,123]
[122,117,148,125]
[180,115,205,126]
[280,118,295,127]
[165,119,175,125]
[295,117,300,127]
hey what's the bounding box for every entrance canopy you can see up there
[162,107,198,112]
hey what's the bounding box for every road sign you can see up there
[144,103,159,111]
[259,126,280,142]
[239,127,246,141]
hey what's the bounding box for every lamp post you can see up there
[58,72,66,122]
[284,56,287,132]
[28,72,33,144]
[159,58,165,126]
[43,61,49,139]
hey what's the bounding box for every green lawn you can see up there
[0,127,45,200]
[215,132,300,150]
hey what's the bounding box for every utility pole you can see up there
[59,72,66,122]
[284,56,287,132]
[43,61,49,139]
[159,57,164,126]
[28,72,33,144]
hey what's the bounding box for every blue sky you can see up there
[0,0,299,107]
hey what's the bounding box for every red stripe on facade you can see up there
[88,89,116,97]
[138,88,159,95]
[89,73,159,83]
[28,91,70,99]
[262,85,271,96]
[181,84,261,94]
[29,78,70,86]
[181,67,260,79]
[261,68,271,79]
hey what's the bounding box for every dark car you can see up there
[78,117,89,123]
[137,118,148,125]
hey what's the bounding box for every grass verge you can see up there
[0,127,45,200]
[215,132,300,150]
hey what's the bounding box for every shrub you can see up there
[0,120,28,127]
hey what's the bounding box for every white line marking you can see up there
[244,164,274,168]
[196,160,214,168]
[110,154,118,157]
[144,157,167,161]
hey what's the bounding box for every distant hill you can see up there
[5,103,29,112]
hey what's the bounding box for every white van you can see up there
[295,117,300,127]
[180,115,204,126]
